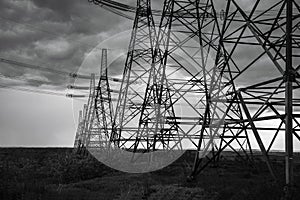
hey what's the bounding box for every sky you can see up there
[0,0,135,146]
[0,0,164,147]
[0,0,299,150]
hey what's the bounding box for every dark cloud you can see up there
[0,0,136,147]
[31,0,78,22]
[0,0,132,89]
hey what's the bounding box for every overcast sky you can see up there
[0,0,135,146]
[0,0,165,147]
[0,0,299,150]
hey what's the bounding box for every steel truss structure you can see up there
[189,0,300,194]
[74,109,84,152]
[112,0,157,149]
[73,49,114,153]
[183,2,300,196]
[110,0,235,156]
[133,0,224,153]
[90,49,114,149]
[73,74,96,153]
[75,0,300,194]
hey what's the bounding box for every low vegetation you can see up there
[0,148,299,200]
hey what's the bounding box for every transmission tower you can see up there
[130,0,252,174]
[134,0,219,152]
[82,74,96,148]
[112,0,157,149]
[72,48,113,153]
[190,0,300,194]
[88,1,252,158]
[83,49,114,150]
[73,104,90,154]
[74,110,83,152]
[85,0,300,195]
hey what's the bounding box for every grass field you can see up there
[0,148,299,200]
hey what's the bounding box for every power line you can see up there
[0,82,91,99]
[89,0,298,19]
[0,73,59,86]
[0,57,98,80]
[0,56,133,83]
[0,83,66,97]
[0,57,71,76]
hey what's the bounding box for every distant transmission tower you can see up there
[73,110,84,152]
[82,74,96,148]
[85,49,114,149]
[73,49,113,153]
[94,49,114,149]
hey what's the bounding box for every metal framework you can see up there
[109,0,237,156]
[133,0,231,155]
[189,0,300,193]
[81,74,96,148]
[73,49,114,152]
[73,110,83,152]
[76,0,300,195]
[88,49,114,149]
[112,0,157,149]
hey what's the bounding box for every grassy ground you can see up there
[0,148,299,200]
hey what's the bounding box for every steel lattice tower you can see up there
[112,0,157,149]
[134,0,224,153]
[74,110,84,152]
[82,0,300,194]
[73,49,114,152]
[92,49,114,149]
[84,0,253,164]
[82,74,96,148]
[190,0,300,193]
[86,49,114,149]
